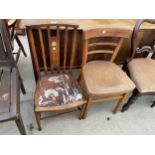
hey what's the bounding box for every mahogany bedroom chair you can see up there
[78,28,135,119]
[121,19,155,112]
[26,24,86,130]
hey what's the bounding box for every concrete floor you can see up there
[0,36,155,135]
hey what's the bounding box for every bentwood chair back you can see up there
[121,19,155,112]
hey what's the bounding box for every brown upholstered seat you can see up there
[83,60,135,96]
[35,74,85,111]
[128,58,155,93]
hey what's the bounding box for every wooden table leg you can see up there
[15,114,27,135]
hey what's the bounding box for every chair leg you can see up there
[150,101,155,108]
[77,72,82,83]
[15,34,27,57]
[18,74,26,95]
[15,114,27,135]
[113,93,129,114]
[79,95,92,119]
[35,112,42,131]
[20,78,26,94]
[79,104,86,119]
[77,106,82,111]
[15,47,22,63]
[121,89,140,112]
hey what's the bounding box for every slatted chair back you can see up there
[130,19,155,60]
[26,24,78,81]
[82,28,130,66]
[0,19,15,66]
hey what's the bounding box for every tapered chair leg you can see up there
[15,115,27,135]
[15,47,22,63]
[18,74,26,95]
[121,89,140,112]
[79,95,92,119]
[79,104,86,119]
[113,93,129,114]
[35,112,42,131]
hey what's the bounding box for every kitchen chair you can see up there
[78,28,135,119]
[121,19,155,112]
[0,20,27,134]
[26,24,86,131]
[7,19,27,63]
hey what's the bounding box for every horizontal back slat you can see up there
[88,42,117,48]
[88,50,113,55]
[26,24,78,29]
[84,28,130,40]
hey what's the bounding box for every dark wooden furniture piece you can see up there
[7,19,27,63]
[26,24,86,131]
[0,19,26,95]
[0,67,27,135]
[0,19,26,134]
[121,19,155,112]
[78,28,135,119]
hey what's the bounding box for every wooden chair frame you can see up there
[121,19,155,112]
[78,28,132,119]
[26,24,86,130]
[0,19,26,94]
[0,19,27,134]
[7,19,27,63]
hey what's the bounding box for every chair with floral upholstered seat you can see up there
[26,24,86,130]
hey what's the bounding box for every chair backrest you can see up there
[0,19,15,66]
[82,28,130,66]
[26,24,78,81]
[130,19,155,60]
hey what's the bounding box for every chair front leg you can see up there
[121,89,140,112]
[79,94,92,119]
[113,93,129,114]
[35,112,42,131]
[15,114,27,135]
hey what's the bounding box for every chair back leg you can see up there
[79,95,92,119]
[121,89,140,112]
